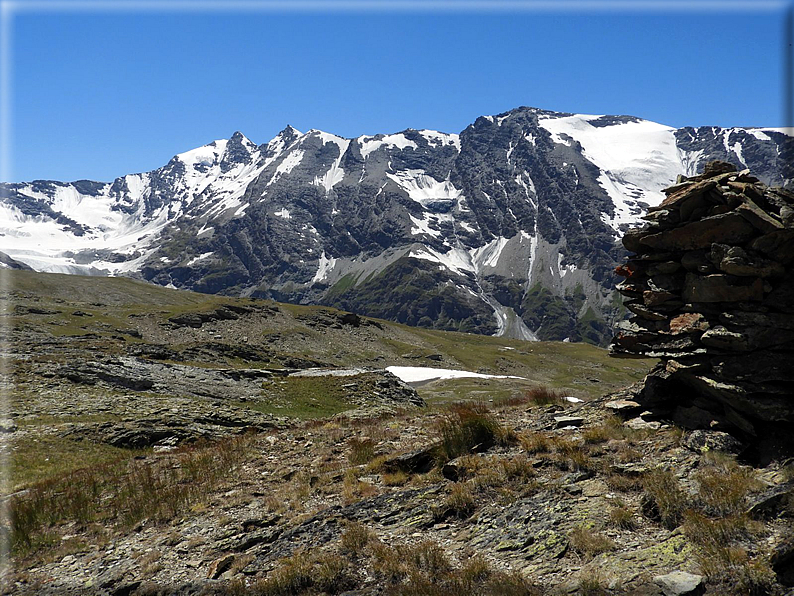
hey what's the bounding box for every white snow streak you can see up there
[312,138,350,193]
[385,366,524,384]
[409,214,442,238]
[311,251,337,283]
[385,169,463,207]
[187,251,213,266]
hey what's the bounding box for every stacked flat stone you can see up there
[609,160,794,449]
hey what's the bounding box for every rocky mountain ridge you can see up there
[2,107,791,344]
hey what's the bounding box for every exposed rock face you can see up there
[610,162,794,460]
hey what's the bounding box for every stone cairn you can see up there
[609,160,794,458]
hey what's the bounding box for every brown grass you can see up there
[11,434,253,555]
[442,483,476,519]
[519,432,551,454]
[641,468,689,529]
[253,550,355,595]
[434,402,512,464]
[551,437,594,472]
[608,502,637,530]
[340,521,374,554]
[694,453,759,516]
[347,437,377,465]
[567,525,616,560]
[524,385,565,406]
[604,473,642,493]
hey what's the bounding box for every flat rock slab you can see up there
[653,571,705,596]
[554,416,584,428]
[604,399,642,414]
[639,212,756,252]
[626,417,661,431]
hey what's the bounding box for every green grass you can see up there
[396,326,650,398]
[325,272,361,297]
[11,434,140,491]
[239,376,352,419]
[8,269,652,399]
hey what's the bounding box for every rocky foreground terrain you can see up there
[2,269,793,595]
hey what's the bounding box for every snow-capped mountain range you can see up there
[2,106,791,343]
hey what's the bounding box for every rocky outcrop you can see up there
[610,161,794,460]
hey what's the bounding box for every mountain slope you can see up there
[1,107,791,344]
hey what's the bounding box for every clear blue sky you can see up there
[3,1,790,183]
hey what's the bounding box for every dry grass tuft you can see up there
[641,468,689,529]
[435,402,512,464]
[369,539,542,595]
[694,453,759,516]
[524,385,566,406]
[577,573,611,596]
[519,432,551,455]
[254,550,355,596]
[442,483,477,519]
[347,437,377,465]
[582,415,626,444]
[340,521,374,555]
[551,437,594,472]
[608,502,637,530]
[568,525,616,560]
[604,473,642,493]
[382,471,410,486]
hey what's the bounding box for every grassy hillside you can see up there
[4,269,652,489]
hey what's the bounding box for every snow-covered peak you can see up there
[418,130,460,151]
[228,131,258,152]
[358,132,418,159]
[175,139,229,169]
[537,112,683,229]
[306,129,350,149]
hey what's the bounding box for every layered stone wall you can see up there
[610,161,794,457]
